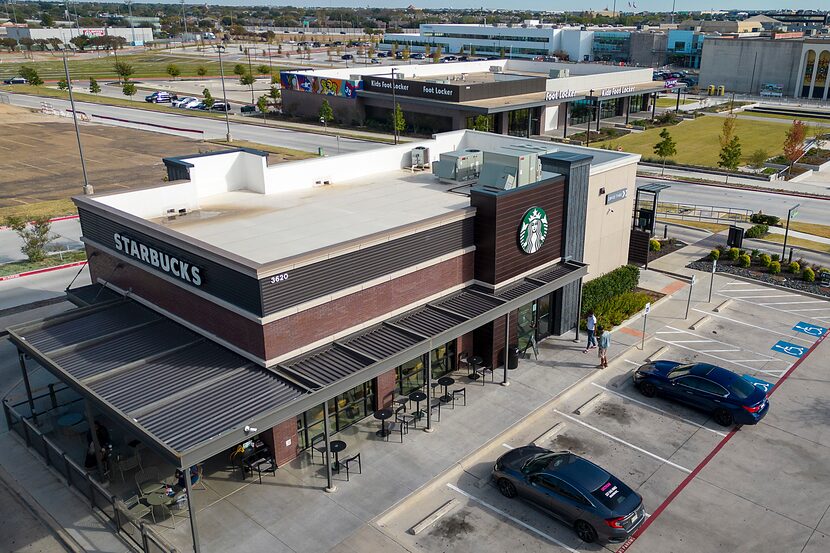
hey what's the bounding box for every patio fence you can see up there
[3,394,179,553]
[653,201,753,224]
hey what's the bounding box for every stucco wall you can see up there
[699,38,803,96]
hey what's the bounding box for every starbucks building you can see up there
[9,130,638,479]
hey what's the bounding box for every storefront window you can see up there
[397,356,426,395]
[430,340,457,379]
[508,108,530,137]
[803,50,816,97]
[517,302,536,353]
[814,51,829,99]
[569,100,593,126]
[466,114,496,133]
[628,94,643,113]
[296,382,374,450]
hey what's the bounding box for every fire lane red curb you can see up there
[0,261,87,282]
[616,332,826,552]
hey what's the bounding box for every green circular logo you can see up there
[518,207,549,254]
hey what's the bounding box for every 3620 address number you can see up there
[270,273,289,284]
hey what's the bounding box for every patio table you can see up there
[139,480,166,495]
[408,390,428,420]
[468,356,483,380]
[329,440,347,472]
[437,376,455,403]
[373,408,393,437]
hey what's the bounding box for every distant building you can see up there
[679,15,782,34]
[666,30,707,69]
[121,16,161,30]
[6,26,153,45]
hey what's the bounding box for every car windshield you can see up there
[522,453,558,474]
[668,364,694,378]
[729,377,758,399]
[591,476,629,509]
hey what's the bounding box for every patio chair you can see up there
[341,453,361,481]
[451,388,467,407]
[124,494,155,524]
[430,382,441,397]
[191,465,207,490]
[135,468,161,496]
[459,351,470,375]
[310,433,328,465]
[251,456,277,484]
[393,395,409,412]
[479,365,494,385]
[386,419,408,443]
[395,406,416,430]
[429,397,442,422]
[116,453,142,482]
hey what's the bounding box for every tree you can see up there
[718,114,737,151]
[57,78,68,90]
[19,66,43,86]
[5,216,54,263]
[652,128,677,175]
[122,81,137,97]
[196,65,208,76]
[783,120,807,174]
[0,38,17,51]
[239,72,255,86]
[256,95,269,122]
[257,64,270,75]
[471,115,491,132]
[41,13,55,27]
[70,35,90,51]
[718,136,742,184]
[202,87,215,108]
[391,102,406,136]
[166,64,181,79]
[88,77,101,94]
[19,37,35,51]
[748,149,768,169]
[233,63,246,76]
[319,99,334,124]
[114,61,134,84]
[269,85,281,109]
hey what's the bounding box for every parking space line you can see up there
[502,443,514,450]
[663,326,781,361]
[714,294,829,323]
[590,383,726,437]
[725,288,777,292]
[624,360,642,366]
[698,349,740,353]
[656,330,685,334]
[553,410,692,474]
[787,308,830,312]
[446,484,581,553]
[654,339,785,376]
[731,295,795,299]
[759,301,827,306]
[692,309,815,344]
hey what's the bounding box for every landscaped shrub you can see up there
[593,291,652,330]
[771,253,780,262]
[803,267,816,282]
[649,239,661,252]
[750,213,781,226]
[716,244,728,253]
[744,224,768,239]
[788,261,800,274]
[769,261,781,274]
[759,254,772,267]
[709,249,720,261]
[750,249,760,259]
[581,264,640,315]
[738,254,751,268]
[727,247,740,261]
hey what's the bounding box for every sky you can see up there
[62,1,830,12]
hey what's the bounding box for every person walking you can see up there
[597,327,610,369]
[583,311,597,353]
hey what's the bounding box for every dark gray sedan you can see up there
[492,446,645,543]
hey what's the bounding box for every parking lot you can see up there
[376,273,829,553]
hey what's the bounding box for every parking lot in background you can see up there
[375,274,829,553]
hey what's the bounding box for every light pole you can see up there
[390,69,398,145]
[61,47,92,195]
[180,0,188,48]
[782,204,800,260]
[125,0,136,46]
[586,89,594,146]
[215,44,232,142]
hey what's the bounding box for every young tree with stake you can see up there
[652,128,677,175]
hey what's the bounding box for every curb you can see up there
[0,260,87,282]
[0,214,78,231]
[0,464,85,553]
[638,173,830,200]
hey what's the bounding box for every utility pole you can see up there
[181,0,188,48]
[782,204,800,260]
[125,0,136,46]
[391,69,398,145]
[216,44,232,142]
[63,49,92,195]
[246,47,255,104]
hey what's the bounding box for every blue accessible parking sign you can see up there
[792,322,827,337]
[771,340,808,358]
[742,374,774,394]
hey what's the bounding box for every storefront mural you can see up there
[280,72,361,99]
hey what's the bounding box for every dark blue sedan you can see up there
[633,361,769,426]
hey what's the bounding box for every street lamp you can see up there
[58,46,92,195]
[180,0,188,48]
[390,69,398,145]
[125,0,136,46]
[782,203,800,261]
[586,89,595,146]
[214,44,232,142]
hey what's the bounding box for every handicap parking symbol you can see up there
[742,374,774,393]
[771,340,808,358]
[793,322,827,337]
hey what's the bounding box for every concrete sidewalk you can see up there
[638,165,830,197]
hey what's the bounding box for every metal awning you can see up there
[9,259,586,469]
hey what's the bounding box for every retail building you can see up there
[5,25,153,45]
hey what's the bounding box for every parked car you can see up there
[370,58,381,64]
[188,102,206,110]
[493,447,645,544]
[172,96,196,108]
[441,55,457,62]
[145,91,172,103]
[179,98,202,109]
[411,53,425,60]
[395,51,403,59]
[211,102,231,112]
[3,77,27,85]
[341,54,353,60]
[239,104,256,114]
[376,51,388,57]
[633,361,769,426]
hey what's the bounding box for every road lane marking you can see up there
[654,339,786,376]
[590,383,726,437]
[691,309,815,344]
[553,410,692,473]
[446,484,581,553]
[502,443,514,450]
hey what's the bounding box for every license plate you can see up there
[631,513,638,523]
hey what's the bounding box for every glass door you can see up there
[517,302,536,353]
[397,355,426,395]
[537,294,552,340]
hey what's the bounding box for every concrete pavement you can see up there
[638,165,830,197]
[0,264,90,311]
[0,218,82,264]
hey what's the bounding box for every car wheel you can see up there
[497,478,517,498]
[714,408,734,427]
[638,381,657,398]
[574,520,598,543]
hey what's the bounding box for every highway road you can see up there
[6,93,375,155]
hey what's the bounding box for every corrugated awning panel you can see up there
[534,264,576,283]
[496,280,540,301]
[343,325,421,360]
[52,320,198,381]
[394,306,466,337]
[137,368,304,451]
[280,345,370,389]
[22,302,159,354]
[434,290,504,319]
[88,341,249,415]
[66,283,123,307]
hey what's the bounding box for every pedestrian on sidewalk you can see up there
[598,327,610,369]
[583,311,597,353]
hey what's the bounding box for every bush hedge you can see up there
[738,254,751,268]
[709,249,720,261]
[771,253,780,262]
[649,239,661,252]
[750,213,781,226]
[727,247,740,261]
[759,254,772,268]
[592,291,652,330]
[582,264,640,315]
[788,261,800,274]
[804,267,815,282]
[745,224,768,239]
[769,261,781,274]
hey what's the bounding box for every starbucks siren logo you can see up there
[518,207,549,254]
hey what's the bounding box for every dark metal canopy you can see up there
[9,259,586,469]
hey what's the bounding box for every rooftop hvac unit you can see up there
[432,148,483,184]
[411,146,429,168]
[549,68,570,78]
[478,163,517,191]
[489,65,503,73]
[483,149,544,187]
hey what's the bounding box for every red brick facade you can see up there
[375,369,398,410]
[259,418,299,467]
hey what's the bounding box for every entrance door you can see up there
[537,294,552,339]
[517,302,536,353]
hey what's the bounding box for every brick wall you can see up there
[259,418,299,466]
[375,369,397,410]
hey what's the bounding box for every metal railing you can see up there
[3,397,178,553]
[652,201,752,224]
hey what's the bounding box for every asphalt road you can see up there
[6,93,374,155]
[0,219,82,264]
[0,265,89,311]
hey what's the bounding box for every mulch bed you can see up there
[648,238,686,263]
[687,258,830,298]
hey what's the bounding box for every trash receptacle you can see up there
[507,345,520,370]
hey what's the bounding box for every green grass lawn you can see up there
[597,116,820,167]
[0,52,231,80]
[0,250,86,277]
[655,97,694,108]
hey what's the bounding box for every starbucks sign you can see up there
[518,207,549,254]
